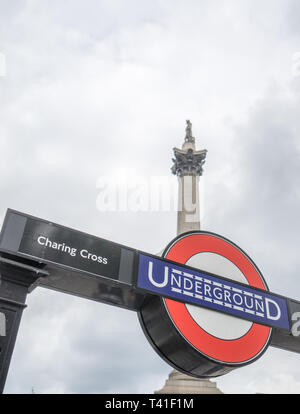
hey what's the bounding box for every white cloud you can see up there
[1,0,300,394]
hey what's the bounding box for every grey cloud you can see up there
[205,81,300,292]
[287,0,300,37]
[1,0,300,394]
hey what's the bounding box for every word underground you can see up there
[137,254,289,330]
[150,262,268,315]
[37,236,108,264]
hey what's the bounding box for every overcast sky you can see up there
[1,0,300,394]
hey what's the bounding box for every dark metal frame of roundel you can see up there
[138,230,272,378]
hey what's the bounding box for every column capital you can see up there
[171,147,207,177]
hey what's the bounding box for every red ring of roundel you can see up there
[163,233,271,364]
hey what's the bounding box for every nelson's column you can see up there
[155,120,223,394]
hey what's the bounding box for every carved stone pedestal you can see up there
[155,370,223,394]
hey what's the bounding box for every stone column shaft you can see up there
[177,174,200,234]
[155,121,222,394]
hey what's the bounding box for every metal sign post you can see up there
[0,209,300,391]
[0,259,48,393]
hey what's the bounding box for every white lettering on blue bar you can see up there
[137,254,290,330]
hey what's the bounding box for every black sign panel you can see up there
[0,210,133,285]
[19,218,121,279]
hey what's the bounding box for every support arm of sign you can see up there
[271,298,300,353]
[0,209,300,354]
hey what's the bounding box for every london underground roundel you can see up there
[138,231,272,378]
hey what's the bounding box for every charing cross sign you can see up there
[0,209,300,391]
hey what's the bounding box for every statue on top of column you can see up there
[185,120,195,143]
